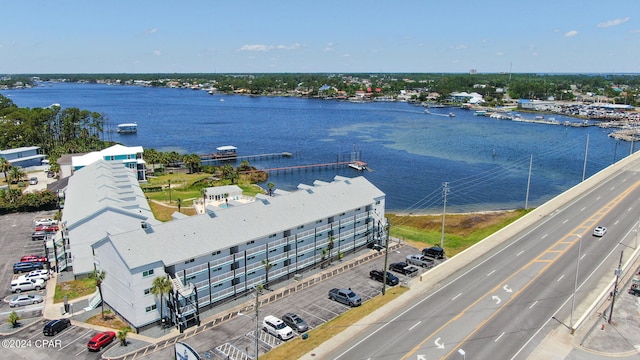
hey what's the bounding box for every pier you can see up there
[238,160,366,174]
[200,151,293,163]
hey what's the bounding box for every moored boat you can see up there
[117,123,137,134]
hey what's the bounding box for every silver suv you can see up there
[262,315,294,340]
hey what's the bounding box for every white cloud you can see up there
[153,50,161,56]
[239,43,303,52]
[496,52,504,56]
[597,17,631,28]
[323,43,335,52]
[564,30,578,38]
[452,44,467,50]
[145,28,158,35]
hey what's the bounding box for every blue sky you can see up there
[2,1,638,74]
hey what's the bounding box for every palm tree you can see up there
[150,276,173,324]
[89,268,107,319]
[117,327,131,346]
[0,157,11,185]
[8,311,20,328]
[328,236,335,264]
[267,182,275,196]
[200,187,208,210]
[262,259,273,288]
[176,198,182,213]
[8,166,26,184]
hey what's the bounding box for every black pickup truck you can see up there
[389,262,419,276]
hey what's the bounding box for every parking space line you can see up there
[298,308,327,323]
[75,348,87,357]
[59,329,92,351]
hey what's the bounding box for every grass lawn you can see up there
[54,278,96,303]
[260,286,409,360]
[388,209,530,257]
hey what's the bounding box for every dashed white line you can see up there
[529,301,538,309]
[452,293,462,301]
[542,234,548,239]
[615,220,620,225]
[557,275,565,282]
[487,270,496,276]
[408,321,422,331]
[580,207,586,212]
[562,219,568,224]
[516,251,524,257]
[495,331,505,342]
[581,254,586,260]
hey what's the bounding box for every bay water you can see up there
[2,83,631,213]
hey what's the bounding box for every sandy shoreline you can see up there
[387,209,517,217]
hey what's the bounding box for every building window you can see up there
[297,225,304,229]
[144,288,151,295]
[316,219,322,224]
[269,248,277,253]
[246,240,255,245]
[212,250,221,256]
[143,269,154,277]
[145,304,157,312]
[185,259,194,264]
[269,234,277,238]
[247,255,255,261]
[186,275,196,281]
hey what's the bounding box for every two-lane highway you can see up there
[326,163,640,360]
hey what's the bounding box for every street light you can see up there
[458,348,466,360]
[238,284,263,359]
[570,234,582,333]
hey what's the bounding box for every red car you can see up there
[20,255,48,263]
[35,225,59,233]
[87,331,116,351]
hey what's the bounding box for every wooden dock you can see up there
[238,161,365,174]
[200,151,293,163]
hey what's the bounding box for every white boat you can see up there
[117,123,137,134]
[348,161,367,171]
[448,113,456,117]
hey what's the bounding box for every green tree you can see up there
[8,166,26,184]
[328,235,335,264]
[267,182,275,196]
[8,311,20,328]
[117,327,131,346]
[176,198,182,213]
[151,276,173,324]
[0,157,11,185]
[262,259,273,288]
[89,268,107,319]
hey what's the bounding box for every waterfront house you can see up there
[71,144,147,181]
[0,146,46,168]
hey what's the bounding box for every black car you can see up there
[43,319,71,336]
[389,262,419,276]
[422,246,446,260]
[369,269,399,286]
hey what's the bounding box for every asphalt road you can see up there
[323,159,640,359]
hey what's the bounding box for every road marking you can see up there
[487,270,496,276]
[75,348,87,357]
[452,293,462,301]
[529,301,538,309]
[563,219,568,224]
[503,285,513,293]
[581,254,586,260]
[516,250,524,257]
[580,207,586,211]
[557,275,565,282]
[59,329,92,351]
[541,234,548,239]
[492,296,501,304]
[495,331,505,342]
[434,337,444,349]
[615,220,620,225]
[408,321,421,331]
[298,308,327,322]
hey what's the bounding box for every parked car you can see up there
[422,246,446,260]
[406,254,435,268]
[367,242,384,251]
[19,269,50,282]
[43,319,71,336]
[389,262,419,276]
[629,287,640,296]
[11,278,46,292]
[34,218,57,227]
[281,313,309,333]
[262,315,294,340]
[9,294,44,307]
[29,177,38,185]
[35,225,59,233]
[87,331,116,351]
[328,288,362,307]
[13,261,44,274]
[20,255,48,263]
[369,269,400,286]
[31,231,48,241]
[593,226,607,237]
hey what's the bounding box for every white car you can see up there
[262,315,294,340]
[10,294,44,307]
[20,269,50,282]
[35,218,57,227]
[593,226,607,237]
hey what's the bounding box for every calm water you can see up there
[2,83,632,213]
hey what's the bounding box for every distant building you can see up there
[0,146,46,168]
[449,92,484,104]
[71,144,147,181]
[92,175,386,332]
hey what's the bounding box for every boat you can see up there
[117,123,137,134]
[424,109,430,114]
[474,110,487,116]
[348,161,367,171]
[448,113,456,117]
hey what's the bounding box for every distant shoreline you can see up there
[388,209,517,217]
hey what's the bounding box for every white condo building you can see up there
[92,175,386,331]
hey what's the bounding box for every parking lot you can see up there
[0,210,445,360]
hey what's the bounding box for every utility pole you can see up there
[441,183,449,249]
[525,154,532,210]
[608,251,624,324]
[254,284,262,359]
[382,219,390,295]
[582,134,589,182]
